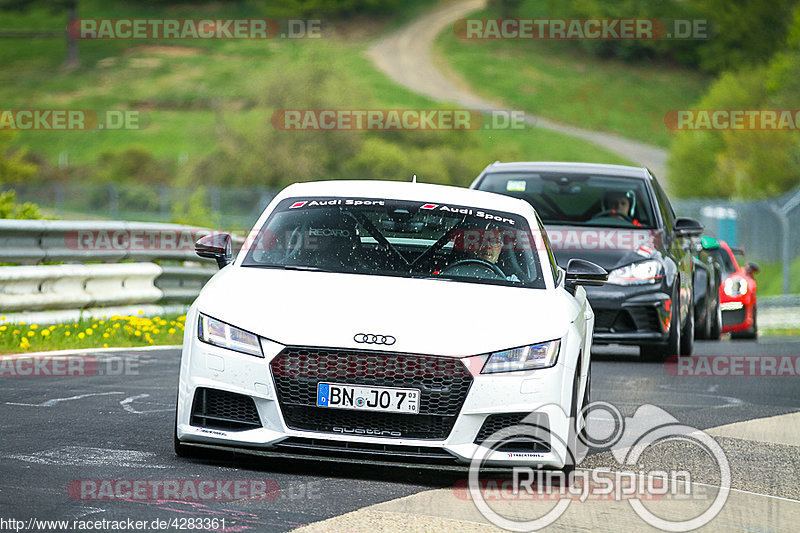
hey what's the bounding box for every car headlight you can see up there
[607,260,663,285]
[198,314,263,357]
[482,340,560,373]
[723,276,748,297]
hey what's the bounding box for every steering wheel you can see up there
[440,259,506,279]
[590,209,634,223]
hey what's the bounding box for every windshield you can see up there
[708,248,737,276]
[476,172,657,229]
[242,197,546,288]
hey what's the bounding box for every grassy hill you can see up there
[1,0,631,197]
[435,7,710,148]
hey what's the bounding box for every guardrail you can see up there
[0,220,236,325]
[759,295,800,331]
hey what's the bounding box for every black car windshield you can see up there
[708,248,737,276]
[476,172,657,229]
[241,197,546,288]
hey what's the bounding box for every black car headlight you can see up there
[482,340,560,373]
[198,313,263,357]
[607,260,663,285]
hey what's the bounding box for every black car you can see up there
[471,162,704,360]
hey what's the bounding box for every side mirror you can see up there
[746,261,760,275]
[700,235,720,250]
[196,233,232,269]
[674,217,704,237]
[565,258,608,293]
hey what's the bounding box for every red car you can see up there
[703,239,759,338]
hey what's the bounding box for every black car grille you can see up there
[722,307,747,327]
[270,347,473,440]
[474,412,551,453]
[594,307,660,333]
[190,387,262,431]
[628,306,661,331]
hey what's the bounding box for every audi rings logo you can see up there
[353,333,396,345]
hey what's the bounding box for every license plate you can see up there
[316,383,420,414]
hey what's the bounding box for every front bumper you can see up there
[176,316,582,469]
[721,300,754,332]
[584,284,671,345]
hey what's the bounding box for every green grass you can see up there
[2,0,630,181]
[0,313,185,355]
[435,7,710,148]
[750,256,800,297]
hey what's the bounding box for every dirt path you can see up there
[367,0,669,177]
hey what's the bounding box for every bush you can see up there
[0,190,42,219]
[668,8,800,199]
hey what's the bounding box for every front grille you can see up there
[594,309,617,330]
[474,412,551,453]
[270,347,473,440]
[273,437,459,464]
[190,388,262,431]
[627,306,661,332]
[722,307,747,327]
[595,307,660,333]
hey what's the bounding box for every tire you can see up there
[708,298,722,340]
[641,288,680,362]
[680,300,694,356]
[563,362,588,475]
[731,304,757,340]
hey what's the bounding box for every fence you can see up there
[0,220,237,325]
[5,183,276,230]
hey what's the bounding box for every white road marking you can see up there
[6,391,124,407]
[120,393,173,414]
[7,446,168,469]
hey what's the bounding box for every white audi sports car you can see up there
[175,180,606,469]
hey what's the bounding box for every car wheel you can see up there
[562,363,588,475]
[641,289,680,361]
[680,301,694,356]
[732,304,757,340]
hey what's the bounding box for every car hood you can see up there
[546,225,663,271]
[196,266,578,357]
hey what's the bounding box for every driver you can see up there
[446,226,520,281]
[601,189,643,226]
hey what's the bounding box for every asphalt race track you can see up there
[1,338,798,532]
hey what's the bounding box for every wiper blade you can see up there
[280,265,334,272]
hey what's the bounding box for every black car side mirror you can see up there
[196,233,232,269]
[565,258,608,294]
[746,261,760,275]
[674,217,704,237]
